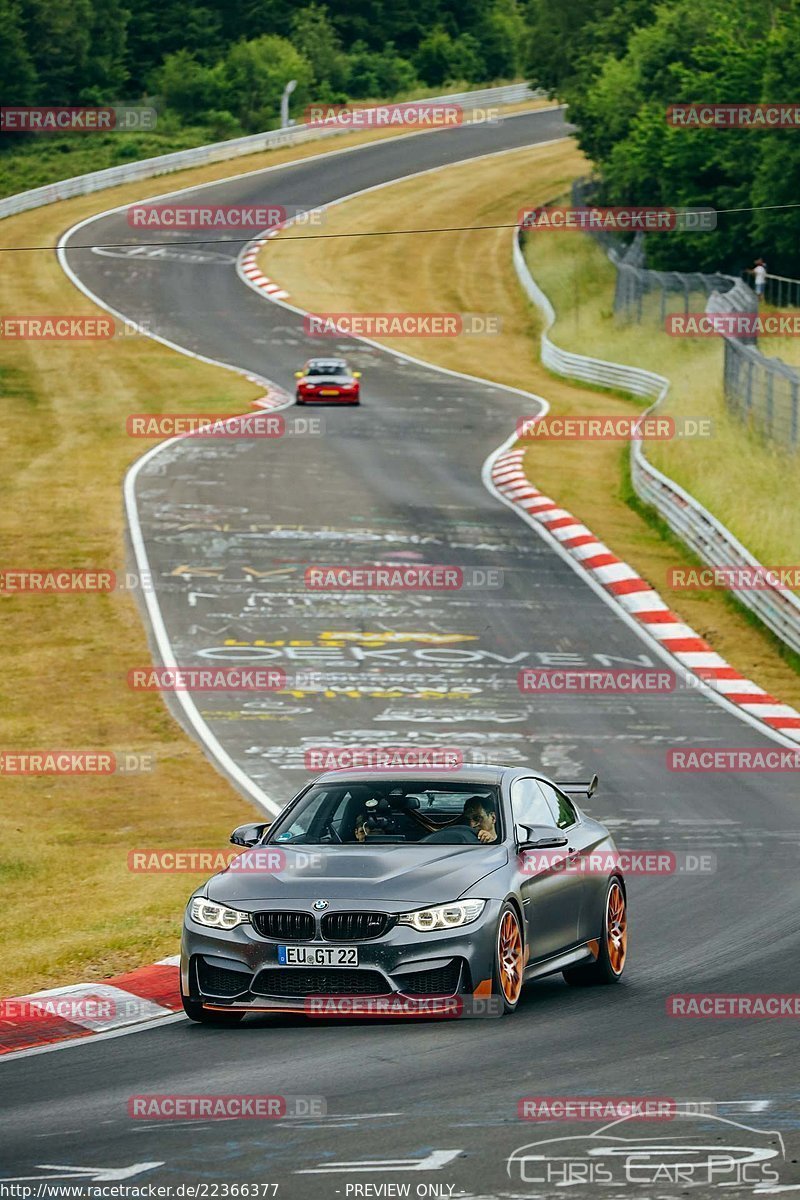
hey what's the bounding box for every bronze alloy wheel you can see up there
[497,907,523,1007]
[563,876,628,986]
[606,879,627,975]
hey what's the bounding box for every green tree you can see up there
[291,4,349,95]
[566,0,774,272]
[525,0,657,96]
[478,0,526,80]
[20,0,93,104]
[372,42,419,94]
[414,28,459,85]
[0,0,37,105]
[751,5,800,276]
[80,0,130,101]
[154,50,225,122]
[222,35,313,130]
[345,40,380,97]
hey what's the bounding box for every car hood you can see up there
[206,844,509,907]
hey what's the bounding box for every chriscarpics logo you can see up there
[507,1113,788,1190]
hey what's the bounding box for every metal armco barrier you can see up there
[0,84,536,220]
[513,225,800,656]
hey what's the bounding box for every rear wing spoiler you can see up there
[556,774,598,798]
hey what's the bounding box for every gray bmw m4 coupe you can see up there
[181,765,628,1023]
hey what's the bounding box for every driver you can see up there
[463,796,498,843]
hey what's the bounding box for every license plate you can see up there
[319,389,339,395]
[278,945,358,966]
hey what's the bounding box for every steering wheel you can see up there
[422,826,480,844]
[322,819,342,844]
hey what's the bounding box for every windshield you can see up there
[268,780,503,846]
[306,362,348,376]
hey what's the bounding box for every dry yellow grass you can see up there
[2,115,560,996]
[262,138,800,708]
[526,228,800,568]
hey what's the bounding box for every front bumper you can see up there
[296,387,359,404]
[182,899,501,1016]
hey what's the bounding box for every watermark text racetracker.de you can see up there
[0,750,154,776]
[518,205,717,232]
[519,667,676,693]
[304,995,503,1018]
[128,848,324,873]
[304,564,503,590]
[0,994,161,1023]
[304,101,474,127]
[128,1094,325,1119]
[304,312,502,337]
[516,414,713,440]
[521,849,716,876]
[304,746,464,771]
[518,1097,678,1120]
[126,413,323,438]
[667,102,800,127]
[518,667,749,698]
[667,312,800,337]
[0,105,156,131]
[1,316,153,339]
[126,203,325,230]
[668,564,800,590]
[127,666,288,691]
[667,748,800,771]
[668,994,800,1017]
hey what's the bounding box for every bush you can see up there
[222,35,313,130]
[153,50,225,123]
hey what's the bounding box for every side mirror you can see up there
[294,370,304,378]
[230,822,270,847]
[352,371,362,378]
[515,824,568,851]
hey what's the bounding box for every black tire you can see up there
[295,395,304,405]
[563,876,627,986]
[181,992,245,1025]
[493,901,524,1013]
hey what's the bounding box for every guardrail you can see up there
[708,275,800,445]
[513,225,800,657]
[0,83,536,220]
[763,271,800,309]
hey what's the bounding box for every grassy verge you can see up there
[0,114,553,997]
[525,227,800,569]
[261,137,800,710]
[752,300,800,367]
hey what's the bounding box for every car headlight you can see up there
[397,899,486,932]
[189,898,250,929]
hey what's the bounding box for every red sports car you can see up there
[295,358,361,404]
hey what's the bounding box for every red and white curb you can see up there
[491,446,800,740]
[245,377,293,411]
[240,228,289,300]
[0,956,181,1056]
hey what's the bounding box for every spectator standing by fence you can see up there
[748,258,767,299]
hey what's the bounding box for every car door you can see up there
[536,780,610,944]
[510,777,585,962]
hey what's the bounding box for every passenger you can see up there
[354,812,372,843]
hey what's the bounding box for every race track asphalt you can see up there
[2,108,798,1199]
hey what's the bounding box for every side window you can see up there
[510,777,557,834]
[537,782,578,830]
